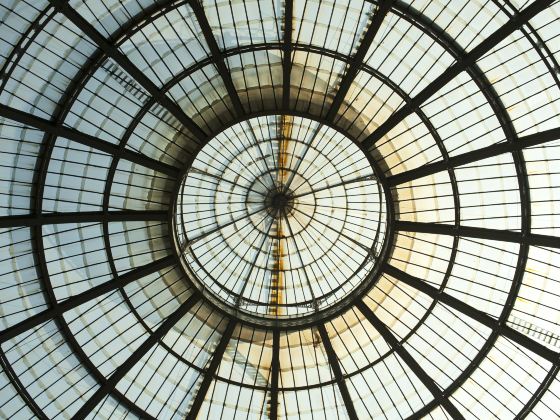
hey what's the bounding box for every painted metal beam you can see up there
[186,320,236,419]
[282,0,293,109]
[0,104,180,177]
[326,0,394,122]
[317,324,358,420]
[387,127,560,186]
[269,329,280,419]
[0,255,176,343]
[395,220,560,249]
[361,0,554,149]
[189,0,244,113]
[0,210,168,229]
[48,0,207,141]
[356,301,464,419]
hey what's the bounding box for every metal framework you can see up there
[317,325,358,420]
[48,0,207,141]
[0,210,168,228]
[186,320,236,419]
[395,220,560,249]
[282,0,293,110]
[386,127,560,186]
[325,0,394,122]
[189,0,244,115]
[0,103,180,177]
[356,300,464,419]
[383,265,559,365]
[361,0,555,149]
[269,330,280,419]
[73,293,202,419]
[0,256,176,343]
[0,0,558,418]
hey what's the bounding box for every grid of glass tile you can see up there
[0,0,559,418]
[175,116,386,325]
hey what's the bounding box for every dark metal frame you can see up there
[169,106,396,332]
[317,325,358,420]
[189,0,244,115]
[0,256,175,344]
[325,0,394,122]
[269,330,280,419]
[0,210,168,228]
[356,301,464,419]
[0,103,180,177]
[395,220,560,250]
[49,0,207,141]
[387,127,560,186]
[73,292,202,419]
[282,0,293,111]
[186,320,236,419]
[360,0,555,149]
[383,265,560,365]
[0,0,558,418]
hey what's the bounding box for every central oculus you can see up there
[174,115,387,327]
[265,187,295,216]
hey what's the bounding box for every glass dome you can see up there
[0,0,559,418]
[174,115,387,326]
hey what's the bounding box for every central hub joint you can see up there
[265,187,294,217]
[271,192,289,210]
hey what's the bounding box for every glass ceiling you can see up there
[175,115,386,325]
[0,0,559,419]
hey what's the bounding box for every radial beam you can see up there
[48,0,206,141]
[326,0,394,122]
[282,0,293,109]
[361,0,554,149]
[73,292,200,419]
[383,264,560,364]
[189,0,244,114]
[269,330,280,420]
[0,256,176,344]
[387,127,560,186]
[317,324,358,420]
[187,320,236,419]
[395,220,560,249]
[0,210,168,229]
[0,104,179,177]
[356,301,464,419]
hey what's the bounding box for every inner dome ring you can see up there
[173,115,388,327]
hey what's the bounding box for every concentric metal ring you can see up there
[174,115,387,326]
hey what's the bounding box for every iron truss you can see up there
[0,0,559,418]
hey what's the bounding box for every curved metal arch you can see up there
[10,1,195,417]
[144,40,462,414]
[164,39,466,383]
[377,2,541,417]
[1,0,556,416]
[167,106,396,329]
